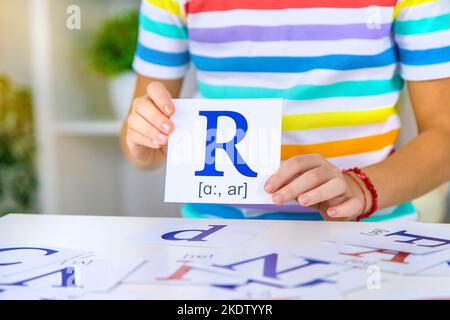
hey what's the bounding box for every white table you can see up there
[1,214,449,300]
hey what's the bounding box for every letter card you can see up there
[165,99,282,204]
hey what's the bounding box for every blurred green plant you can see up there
[88,9,139,77]
[0,75,37,216]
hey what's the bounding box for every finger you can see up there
[298,177,347,207]
[327,198,363,220]
[271,166,338,205]
[265,154,324,194]
[127,113,169,145]
[146,81,175,116]
[134,97,174,135]
[127,128,162,149]
[327,194,348,207]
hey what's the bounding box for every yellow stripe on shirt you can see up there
[394,0,439,19]
[146,0,185,18]
[282,106,397,131]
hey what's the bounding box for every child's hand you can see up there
[125,82,175,160]
[264,154,371,221]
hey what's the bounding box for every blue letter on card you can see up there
[195,111,257,178]
[0,247,58,267]
[161,225,227,242]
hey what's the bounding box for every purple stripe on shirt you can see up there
[188,23,392,43]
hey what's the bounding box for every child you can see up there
[120,0,450,222]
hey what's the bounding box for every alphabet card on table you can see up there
[325,267,395,294]
[295,243,450,274]
[0,286,86,300]
[0,242,87,280]
[189,249,347,288]
[0,254,143,292]
[329,221,450,255]
[230,279,344,300]
[417,260,450,277]
[123,261,246,287]
[128,220,270,248]
[165,99,282,204]
[346,275,450,300]
[123,246,245,286]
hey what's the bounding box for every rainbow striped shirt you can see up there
[133,0,450,221]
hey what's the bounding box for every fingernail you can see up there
[328,208,337,217]
[272,193,284,204]
[162,123,171,133]
[157,134,167,142]
[151,139,160,146]
[264,183,272,193]
[298,195,309,206]
[165,105,172,115]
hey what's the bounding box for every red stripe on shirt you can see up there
[185,0,396,14]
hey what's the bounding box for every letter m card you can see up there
[165,99,282,204]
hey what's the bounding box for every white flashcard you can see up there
[0,285,139,301]
[123,246,246,286]
[0,242,87,280]
[123,261,245,287]
[128,221,270,247]
[224,280,343,300]
[0,255,143,292]
[417,261,450,277]
[68,257,144,292]
[234,282,343,300]
[133,246,221,263]
[110,283,238,300]
[325,267,395,294]
[165,99,282,204]
[74,282,239,300]
[329,221,450,254]
[347,275,450,300]
[0,286,85,300]
[190,249,347,287]
[296,243,450,274]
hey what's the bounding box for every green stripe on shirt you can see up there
[395,13,450,35]
[140,13,188,39]
[362,202,417,222]
[198,75,404,100]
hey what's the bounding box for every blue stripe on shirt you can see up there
[399,45,450,66]
[191,47,398,73]
[136,43,190,67]
[181,202,417,222]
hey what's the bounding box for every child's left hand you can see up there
[264,154,370,221]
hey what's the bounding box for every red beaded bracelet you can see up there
[342,167,378,222]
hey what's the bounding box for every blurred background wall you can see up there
[1,0,182,217]
[0,0,31,85]
[0,0,448,222]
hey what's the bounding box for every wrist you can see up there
[137,148,166,170]
[343,167,379,221]
[126,143,166,171]
[345,172,373,215]
[121,125,167,170]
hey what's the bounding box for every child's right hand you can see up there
[125,81,176,162]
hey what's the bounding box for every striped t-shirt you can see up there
[133,0,450,221]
